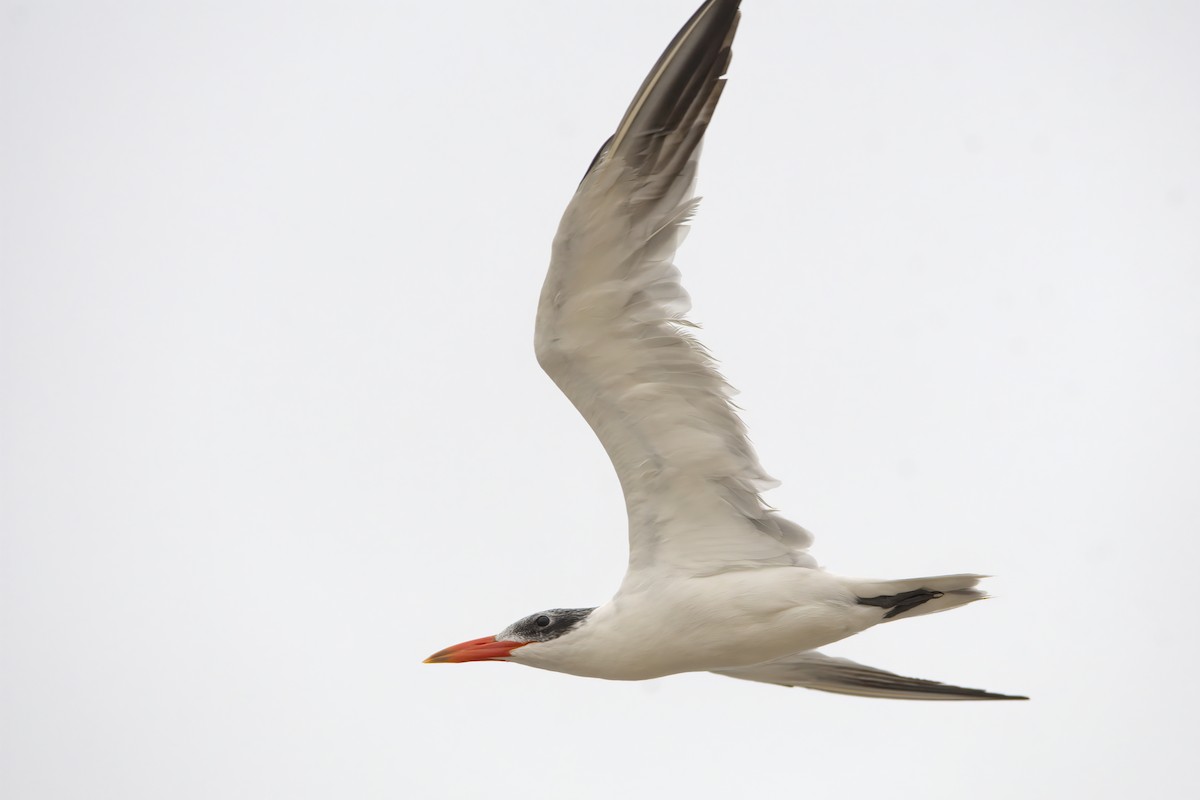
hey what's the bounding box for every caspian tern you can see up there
[426,0,1026,701]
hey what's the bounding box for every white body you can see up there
[436,0,1025,701]
[514,569,865,680]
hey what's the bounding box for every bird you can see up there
[424,0,1026,701]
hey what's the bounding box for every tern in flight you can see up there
[425,0,1025,700]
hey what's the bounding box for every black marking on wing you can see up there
[808,665,1029,700]
[858,589,945,620]
[585,0,740,195]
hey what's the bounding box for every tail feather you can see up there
[713,574,1026,700]
[847,573,987,621]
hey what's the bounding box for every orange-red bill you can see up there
[424,636,529,664]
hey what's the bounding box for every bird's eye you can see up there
[535,615,551,628]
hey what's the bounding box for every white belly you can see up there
[511,568,871,681]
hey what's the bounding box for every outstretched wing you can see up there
[713,650,1028,701]
[535,0,816,577]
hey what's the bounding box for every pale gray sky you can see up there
[3,1,1199,798]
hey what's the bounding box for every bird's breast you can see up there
[514,568,862,680]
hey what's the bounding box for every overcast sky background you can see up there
[3,1,1199,797]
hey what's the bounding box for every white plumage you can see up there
[426,0,1025,702]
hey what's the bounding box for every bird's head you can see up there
[424,608,594,664]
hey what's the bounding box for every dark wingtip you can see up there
[858,588,945,619]
[585,0,742,186]
[818,660,1030,701]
